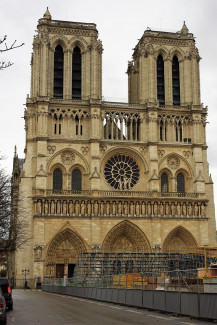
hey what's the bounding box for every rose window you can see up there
[104,154,139,190]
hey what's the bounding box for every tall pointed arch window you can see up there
[172,56,180,106]
[72,46,81,99]
[176,120,182,142]
[157,54,165,105]
[53,168,62,192]
[161,173,168,193]
[177,173,185,193]
[54,45,64,98]
[72,169,82,191]
[160,119,167,141]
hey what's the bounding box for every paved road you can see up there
[6,289,212,325]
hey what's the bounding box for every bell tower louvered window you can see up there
[72,169,82,191]
[157,54,165,105]
[172,56,180,106]
[72,46,81,99]
[54,45,64,98]
[53,168,62,191]
[177,173,185,193]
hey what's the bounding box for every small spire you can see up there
[181,21,189,34]
[14,145,17,157]
[43,7,51,20]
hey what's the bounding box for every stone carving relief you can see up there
[112,236,134,252]
[81,146,89,155]
[157,150,165,158]
[183,150,191,159]
[34,246,42,261]
[167,155,180,169]
[61,151,75,165]
[47,145,56,154]
[139,147,147,155]
[100,145,107,153]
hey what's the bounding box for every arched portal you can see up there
[102,220,151,252]
[45,228,86,278]
[163,226,197,252]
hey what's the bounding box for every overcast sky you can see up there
[1,0,217,220]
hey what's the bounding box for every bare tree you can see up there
[0,155,29,262]
[0,35,24,70]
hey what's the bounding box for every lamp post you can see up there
[22,269,30,288]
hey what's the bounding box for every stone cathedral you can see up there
[11,9,216,284]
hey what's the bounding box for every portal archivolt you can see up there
[45,228,86,277]
[102,220,151,252]
[163,226,197,251]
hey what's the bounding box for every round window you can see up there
[104,154,139,190]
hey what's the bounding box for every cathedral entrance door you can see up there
[68,264,76,277]
[56,264,64,278]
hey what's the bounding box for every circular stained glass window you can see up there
[104,154,139,190]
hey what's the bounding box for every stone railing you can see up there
[102,101,144,109]
[33,189,200,199]
[34,197,207,219]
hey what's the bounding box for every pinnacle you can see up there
[43,7,52,20]
[181,21,189,34]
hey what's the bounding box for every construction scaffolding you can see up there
[72,247,217,288]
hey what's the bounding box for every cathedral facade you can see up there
[11,9,216,284]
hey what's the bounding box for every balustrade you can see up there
[33,189,199,199]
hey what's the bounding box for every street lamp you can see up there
[22,269,30,288]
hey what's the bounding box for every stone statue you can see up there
[118,201,122,215]
[165,203,170,215]
[44,201,49,214]
[81,201,85,215]
[183,203,187,216]
[130,202,134,216]
[136,202,140,216]
[37,200,42,214]
[87,201,91,215]
[34,246,42,260]
[154,202,158,216]
[69,201,73,215]
[201,203,206,217]
[188,203,192,216]
[63,201,67,214]
[147,203,152,216]
[75,201,80,215]
[194,204,199,216]
[124,201,128,215]
[106,202,110,215]
[159,203,164,216]
[141,202,146,215]
[57,201,61,214]
[100,201,104,215]
[94,201,98,215]
[171,203,176,216]
[177,203,181,216]
[112,201,116,215]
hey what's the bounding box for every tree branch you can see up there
[0,35,24,70]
